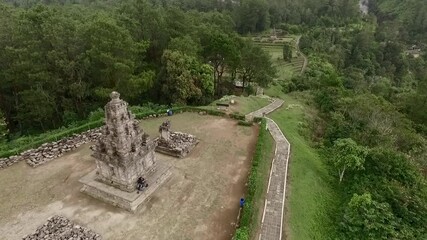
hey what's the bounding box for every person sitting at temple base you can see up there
[136,177,148,193]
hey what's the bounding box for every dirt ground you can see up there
[0,113,258,240]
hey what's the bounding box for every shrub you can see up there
[230,113,246,121]
[238,120,253,126]
[88,108,104,122]
[244,85,256,95]
[252,117,263,123]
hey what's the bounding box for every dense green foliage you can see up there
[0,0,275,136]
[328,138,367,183]
[370,0,427,41]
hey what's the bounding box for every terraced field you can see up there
[259,42,305,80]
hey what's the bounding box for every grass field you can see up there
[266,85,338,239]
[200,95,271,115]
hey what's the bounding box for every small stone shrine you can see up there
[155,120,199,158]
[80,91,171,212]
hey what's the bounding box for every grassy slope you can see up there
[266,87,338,238]
[272,90,337,239]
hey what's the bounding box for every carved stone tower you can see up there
[80,91,171,212]
[92,91,157,192]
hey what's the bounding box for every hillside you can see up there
[372,0,427,41]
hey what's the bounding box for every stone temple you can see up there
[80,92,171,212]
[156,120,199,158]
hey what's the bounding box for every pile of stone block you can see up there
[0,128,102,169]
[168,132,198,148]
[23,215,101,240]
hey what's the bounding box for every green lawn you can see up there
[267,86,338,239]
[199,95,270,115]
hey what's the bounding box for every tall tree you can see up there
[82,14,152,101]
[329,138,367,183]
[200,29,239,96]
[235,0,270,33]
[238,41,276,91]
[340,193,398,240]
[283,43,292,62]
[159,50,214,105]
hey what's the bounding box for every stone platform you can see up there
[79,162,171,212]
[155,141,199,158]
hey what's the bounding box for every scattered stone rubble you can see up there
[156,120,199,158]
[23,215,101,240]
[0,129,102,169]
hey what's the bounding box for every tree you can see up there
[160,50,213,105]
[16,88,57,132]
[235,0,270,33]
[340,193,398,240]
[329,138,367,183]
[82,15,139,97]
[404,77,427,126]
[168,35,201,57]
[283,43,292,62]
[238,41,276,92]
[0,110,8,142]
[0,4,86,132]
[200,29,239,96]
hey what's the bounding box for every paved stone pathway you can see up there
[245,98,284,121]
[259,118,290,240]
[245,98,290,240]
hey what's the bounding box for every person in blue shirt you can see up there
[240,198,245,207]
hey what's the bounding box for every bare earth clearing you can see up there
[0,113,258,240]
